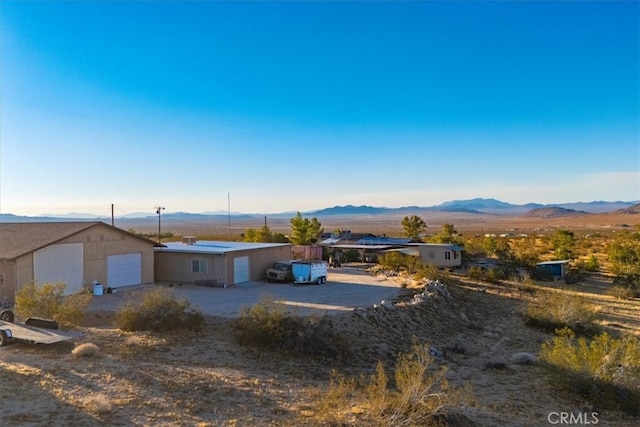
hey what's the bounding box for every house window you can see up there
[453,251,458,260]
[444,251,451,260]
[192,259,208,273]
[0,273,4,288]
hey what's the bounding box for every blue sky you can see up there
[1,1,638,216]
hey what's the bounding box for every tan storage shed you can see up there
[0,221,157,304]
[154,239,292,286]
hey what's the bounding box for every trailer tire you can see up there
[321,277,327,284]
[0,310,14,323]
[316,277,322,285]
[0,330,9,346]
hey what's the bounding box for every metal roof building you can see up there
[154,239,292,286]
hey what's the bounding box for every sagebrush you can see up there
[235,296,348,359]
[540,328,640,415]
[526,291,599,334]
[114,287,204,332]
[314,343,469,426]
[14,281,91,328]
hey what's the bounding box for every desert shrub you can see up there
[235,296,347,359]
[342,249,361,263]
[467,266,483,281]
[82,393,112,413]
[14,281,91,328]
[57,292,93,327]
[114,287,204,332]
[315,343,469,426]
[609,275,640,300]
[540,328,640,415]
[484,268,507,283]
[563,268,585,285]
[526,291,599,334]
[72,342,100,358]
[378,251,410,271]
[414,264,449,283]
[608,285,638,300]
[584,255,600,272]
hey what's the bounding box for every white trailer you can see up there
[292,260,328,285]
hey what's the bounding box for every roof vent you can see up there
[182,236,197,245]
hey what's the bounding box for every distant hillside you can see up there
[436,198,515,210]
[1,199,638,223]
[523,207,589,218]
[615,203,640,215]
[310,205,391,216]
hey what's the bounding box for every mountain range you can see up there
[308,198,638,216]
[0,198,638,223]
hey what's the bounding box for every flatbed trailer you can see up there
[0,310,81,346]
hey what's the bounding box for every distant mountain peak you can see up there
[523,207,589,218]
[310,205,389,215]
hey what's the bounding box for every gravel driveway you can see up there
[88,266,402,318]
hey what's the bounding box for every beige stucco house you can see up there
[0,222,157,304]
[388,243,463,268]
[154,238,292,286]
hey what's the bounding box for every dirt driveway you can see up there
[88,266,402,318]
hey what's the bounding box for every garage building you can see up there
[154,238,292,286]
[0,222,157,304]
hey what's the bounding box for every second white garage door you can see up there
[233,256,249,284]
[107,253,142,287]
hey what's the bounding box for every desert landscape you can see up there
[1,210,639,426]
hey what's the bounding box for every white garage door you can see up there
[107,253,142,287]
[233,256,249,284]
[34,243,84,295]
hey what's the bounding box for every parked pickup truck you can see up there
[292,260,328,285]
[265,261,293,282]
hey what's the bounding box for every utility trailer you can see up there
[0,310,81,346]
[292,260,328,285]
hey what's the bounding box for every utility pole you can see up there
[155,206,165,243]
[111,204,115,227]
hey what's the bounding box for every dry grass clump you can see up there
[540,328,640,415]
[14,281,91,328]
[608,285,639,300]
[526,290,599,334]
[82,393,112,413]
[235,296,348,359]
[313,343,470,426]
[72,342,100,358]
[114,287,204,332]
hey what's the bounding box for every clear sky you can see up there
[1,1,638,217]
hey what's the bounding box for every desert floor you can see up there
[1,265,639,426]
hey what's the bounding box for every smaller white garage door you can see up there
[233,256,249,284]
[107,253,142,287]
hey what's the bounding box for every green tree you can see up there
[608,227,640,277]
[243,228,258,242]
[585,255,600,272]
[552,229,575,260]
[482,235,498,256]
[256,225,274,243]
[401,215,426,239]
[433,223,462,246]
[289,212,323,245]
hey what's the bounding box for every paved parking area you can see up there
[88,267,402,318]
